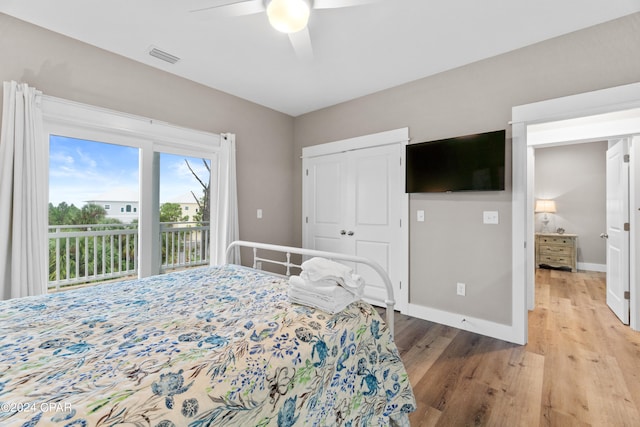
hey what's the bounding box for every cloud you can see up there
[49,152,74,165]
[75,147,98,169]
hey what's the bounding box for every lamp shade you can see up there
[267,0,310,34]
[534,199,557,213]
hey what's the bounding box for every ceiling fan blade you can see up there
[190,0,265,17]
[312,0,381,9]
[288,28,314,61]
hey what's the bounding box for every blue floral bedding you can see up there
[0,265,415,426]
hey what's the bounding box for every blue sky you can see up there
[49,135,211,207]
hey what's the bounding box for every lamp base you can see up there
[541,219,550,233]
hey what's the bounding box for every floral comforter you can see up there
[0,265,415,426]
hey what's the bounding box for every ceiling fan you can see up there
[190,0,382,60]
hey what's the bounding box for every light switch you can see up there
[257,209,263,219]
[417,210,425,222]
[483,211,499,225]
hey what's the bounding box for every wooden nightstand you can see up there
[535,233,578,272]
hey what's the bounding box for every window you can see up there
[42,95,222,281]
[105,204,110,210]
[184,206,189,211]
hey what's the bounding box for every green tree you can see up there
[49,202,80,225]
[75,203,108,225]
[160,203,186,223]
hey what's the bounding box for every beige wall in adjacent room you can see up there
[535,141,607,267]
[293,13,640,325]
[0,13,296,251]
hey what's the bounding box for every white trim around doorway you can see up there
[512,82,640,343]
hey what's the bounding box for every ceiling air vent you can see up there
[148,47,180,64]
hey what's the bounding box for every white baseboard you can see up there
[578,262,606,272]
[406,303,523,345]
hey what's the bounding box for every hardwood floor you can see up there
[394,269,640,426]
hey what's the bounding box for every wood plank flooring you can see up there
[394,269,640,426]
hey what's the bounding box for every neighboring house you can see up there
[85,188,139,223]
[85,188,198,223]
[167,192,200,222]
[85,190,200,224]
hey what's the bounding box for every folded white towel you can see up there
[300,257,352,281]
[288,274,360,314]
[299,257,365,296]
[288,289,357,314]
[288,275,354,300]
[295,273,337,288]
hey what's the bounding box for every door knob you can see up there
[347,231,354,236]
[340,230,346,235]
[600,233,608,239]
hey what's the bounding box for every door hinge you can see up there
[624,222,630,231]
[624,154,630,163]
[305,216,308,224]
[306,169,309,176]
[624,291,630,300]
[399,281,402,290]
[400,219,402,228]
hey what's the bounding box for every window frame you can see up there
[41,96,221,278]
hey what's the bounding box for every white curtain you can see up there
[0,81,48,300]
[213,133,240,265]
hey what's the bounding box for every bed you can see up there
[0,241,415,426]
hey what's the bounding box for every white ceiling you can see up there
[1,0,639,116]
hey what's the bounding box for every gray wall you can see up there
[535,141,607,267]
[0,13,296,251]
[294,13,640,325]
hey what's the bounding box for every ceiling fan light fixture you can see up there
[266,0,310,34]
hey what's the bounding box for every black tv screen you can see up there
[406,130,506,193]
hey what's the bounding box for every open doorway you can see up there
[526,124,636,329]
[510,82,640,345]
[534,141,607,273]
[531,141,609,322]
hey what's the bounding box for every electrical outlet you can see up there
[483,211,499,224]
[457,282,466,296]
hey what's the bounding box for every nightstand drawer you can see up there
[538,236,574,245]
[539,255,571,266]
[539,245,571,256]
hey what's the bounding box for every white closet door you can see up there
[346,144,402,307]
[303,143,405,311]
[304,152,348,254]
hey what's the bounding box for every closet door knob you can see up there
[340,230,346,235]
[347,231,354,236]
[600,233,608,239]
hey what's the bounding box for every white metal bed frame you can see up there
[225,240,397,337]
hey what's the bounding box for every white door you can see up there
[304,152,347,254]
[303,143,406,312]
[345,145,403,308]
[605,138,630,324]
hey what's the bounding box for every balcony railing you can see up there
[48,222,210,290]
[160,222,210,272]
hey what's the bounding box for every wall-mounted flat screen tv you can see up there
[406,130,506,193]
